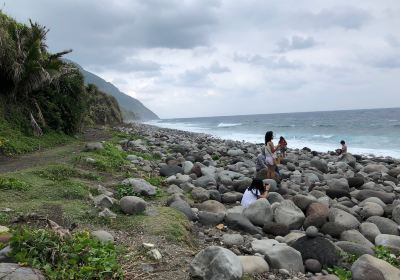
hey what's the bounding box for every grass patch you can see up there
[0,118,72,156]
[327,266,352,280]
[145,176,164,187]
[107,206,191,244]
[77,142,128,172]
[10,227,123,279]
[35,164,100,181]
[112,131,144,142]
[0,176,30,191]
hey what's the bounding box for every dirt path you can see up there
[0,127,111,174]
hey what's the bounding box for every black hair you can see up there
[248,178,265,197]
[265,131,273,144]
[340,140,345,145]
[280,136,285,140]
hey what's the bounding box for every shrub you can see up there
[0,177,30,191]
[10,227,123,279]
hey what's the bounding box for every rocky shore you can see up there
[2,122,400,280]
[118,123,400,280]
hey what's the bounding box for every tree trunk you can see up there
[30,112,43,136]
[33,99,46,127]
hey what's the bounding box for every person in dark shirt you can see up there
[278,136,287,158]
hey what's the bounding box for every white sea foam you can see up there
[217,122,242,127]
[312,134,334,139]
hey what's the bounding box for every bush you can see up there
[10,227,123,279]
[0,177,30,191]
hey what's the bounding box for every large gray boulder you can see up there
[160,164,184,177]
[360,222,381,243]
[360,202,384,219]
[224,213,262,235]
[121,178,157,196]
[243,198,273,226]
[251,239,304,273]
[326,178,350,199]
[194,176,217,188]
[274,200,305,230]
[351,254,400,280]
[375,234,400,254]
[335,241,375,256]
[190,246,243,280]
[310,159,328,173]
[367,216,399,235]
[363,164,389,174]
[119,196,147,215]
[198,211,225,226]
[198,200,226,214]
[0,263,45,280]
[170,200,197,221]
[355,190,395,204]
[191,187,210,202]
[238,256,269,274]
[291,236,340,267]
[329,208,360,230]
[340,230,374,248]
[392,204,400,224]
[222,234,245,247]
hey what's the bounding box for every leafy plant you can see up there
[327,266,352,280]
[374,246,400,267]
[0,176,30,191]
[115,185,135,200]
[145,176,164,187]
[10,227,123,279]
[79,143,128,171]
[36,164,100,181]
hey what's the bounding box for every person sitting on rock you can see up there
[256,149,268,173]
[241,178,270,208]
[337,140,347,157]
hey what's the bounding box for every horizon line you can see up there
[159,106,400,120]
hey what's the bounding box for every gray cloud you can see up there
[234,54,302,69]
[276,35,317,52]
[3,0,219,66]
[310,6,372,30]
[177,62,230,88]
[371,55,400,69]
[3,0,400,118]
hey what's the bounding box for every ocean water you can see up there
[146,108,400,159]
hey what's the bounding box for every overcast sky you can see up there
[3,0,400,118]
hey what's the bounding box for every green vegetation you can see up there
[10,227,123,279]
[77,142,128,171]
[0,176,30,191]
[327,266,352,280]
[374,245,400,267]
[145,176,164,187]
[107,206,191,244]
[0,11,122,156]
[36,164,100,181]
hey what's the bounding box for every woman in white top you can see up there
[241,178,270,208]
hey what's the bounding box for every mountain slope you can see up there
[78,66,159,121]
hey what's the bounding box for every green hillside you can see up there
[79,66,159,121]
